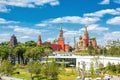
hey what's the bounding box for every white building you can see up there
[49,54,120,70]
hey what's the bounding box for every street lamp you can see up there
[81,61,86,80]
[76,61,86,80]
[76,62,80,80]
[0,57,2,77]
[29,58,32,80]
[102,46,104,67]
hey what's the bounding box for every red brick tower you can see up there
[37,35,42,45]
[91,37,97,47]
[9,34,17,47]
[57,26,65,51]
[83,27,89,48]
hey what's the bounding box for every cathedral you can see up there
[75,27,97,51]
[37,27,69,52]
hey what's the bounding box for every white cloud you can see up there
[104,31,120,41]
[99,0,110,4]
[0,0,59,9]
[0,33,10,42]
[49,16,100,24]
[64,31,79,37]
[35,23,48,27]
[7,26,41,35]
[99,0,120,5]
[0,18,19,24]
[80,24,109,31]
[0,4,10,12]
[38,16,100,25]
[45,38,55,42]
[20,36,30,39]
[97,31,120,45]
[106,16,120,25]
[84,8,120,17]
[0,33,10,37]
[49,0,59,6]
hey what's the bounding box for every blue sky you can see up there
[0,0,120,46]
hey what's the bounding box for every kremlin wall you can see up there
[10,26,97,52]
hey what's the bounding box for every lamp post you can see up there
[0,57,2,77]
[76,61,86,80]
[76,62,80,80]
[81,61,85,80]
[102,46,104,67]
[29,58,32,80]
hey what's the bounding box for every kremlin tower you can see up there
[58,27,65,51]
[57,26,69,51]
[9,34,17,47]
[37,35,42,46]
[37,26,69,52]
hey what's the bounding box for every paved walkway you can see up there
[1,76,24,80]
[110,76,120,80]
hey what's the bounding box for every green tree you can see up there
[99,62,104,71]
[13,45,26,64]
[44,46,53,56]
[68,46,73,52]
[0,41,9,46]
[42,60,59,80]
[61,60,66,71]
[110,63,116,72]
[0,46,9,60]
[25,41,36,47]
[91,56,100,71]
[106,46,120,56]
[87,46,94,55]
[0,60,13,75]
[116,63,120,74]
[24,46,44,60]
[27,61,41,76]
[89,62,94,75]
[105,62,112,71]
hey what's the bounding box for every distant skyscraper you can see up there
[9,34,17,47]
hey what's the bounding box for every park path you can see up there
[1,76,24,80]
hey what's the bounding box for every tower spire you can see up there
[83,26,89,48]
[60,25,62,31]
[58,25,63,39]
[84,26,88,35]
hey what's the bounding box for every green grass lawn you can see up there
[11,67,105,80]
[11,67,78,80]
